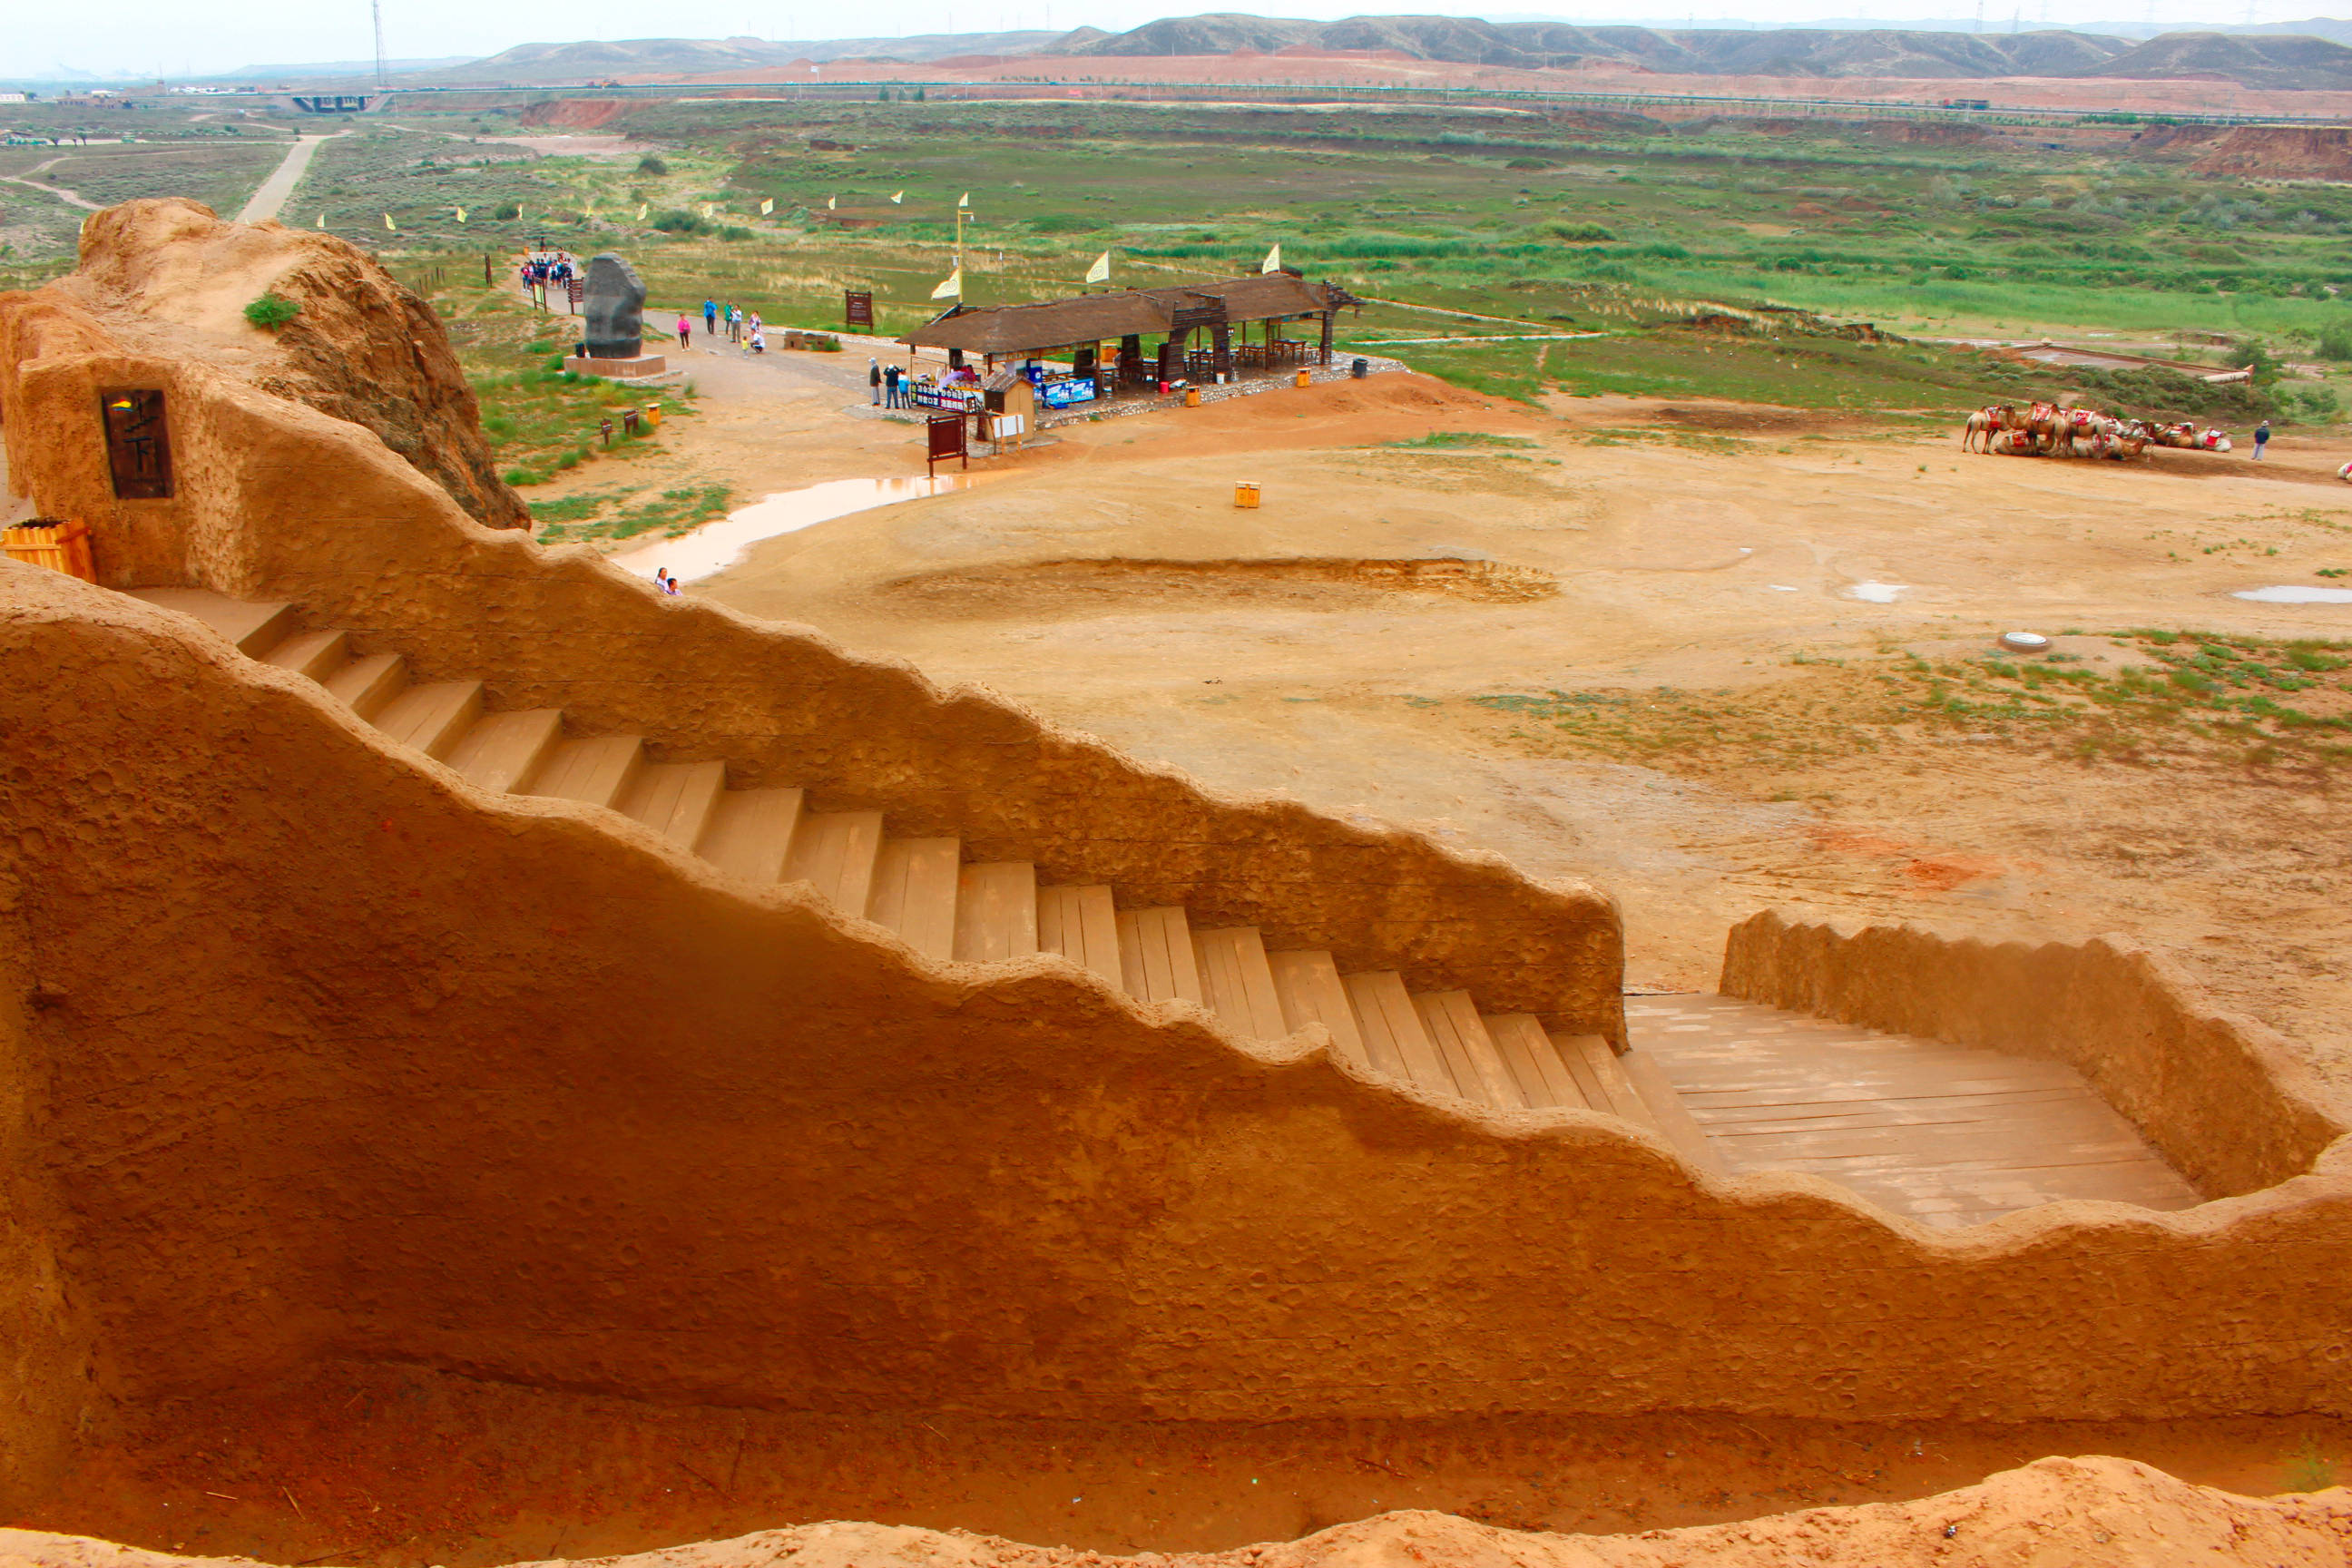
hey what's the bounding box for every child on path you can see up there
[676,314,691,349]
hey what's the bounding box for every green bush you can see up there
[2317,326,2352,361]
[718,224,753,241]
[636,154,670,175]
[652,210,711,235]
[242,292,300,330]
[494,201,520,220]
[1549,221,1616,242]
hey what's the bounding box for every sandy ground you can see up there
[535,347,2352,1105]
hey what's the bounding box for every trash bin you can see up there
[1350,358,1369,379]
[642,403,662,429]
[1183,387,1201,407]
[1295,369,1311,387]
[1234,482,1260,509]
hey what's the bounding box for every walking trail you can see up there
[239,133,339,224]
[0,157,101,212]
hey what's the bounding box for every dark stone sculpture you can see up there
[583,253,647,359]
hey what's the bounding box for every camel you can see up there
[1963,403,2016,452]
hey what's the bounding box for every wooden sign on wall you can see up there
[99,389,173,500]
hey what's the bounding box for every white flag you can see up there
[931,268,962,300]
[760,197,775,215]
[827,195,837,210]
[317,212,326,228]
[383,212,397,232]
[890,190,905,204]
[1085,250,1111,285]
[1260,242,1281,274]
[635,202,647,220]
[957,191,970,209]
[702,202,714,218]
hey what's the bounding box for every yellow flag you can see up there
[827,195,837,211]
[316,212,326,228]
[635,201,647,220]
[702,202,714,218]
[890,190,904,204]
[1260,242,1281,274]
[930,268,961,300]
[1085,250,1111,285]
[383,213,397,232]
[760,197,775,215]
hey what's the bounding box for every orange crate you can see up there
[3,519,95,583]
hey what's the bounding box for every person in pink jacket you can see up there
[676,313,691,348]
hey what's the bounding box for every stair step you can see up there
[1413,992,1519,1109]
[784,810,885,913]
[1618,1047,1731,1179]
[1193,926,1286,1040]
[373,680,484,760]
[1267,950,1368,1069]
[1116,906,1203,1006]
[127,587,297,654]
[258,627,349,681]
[444,709,564,794]
[1483,1014,1590,1111]
[321,652,407,720]
[1555,1032,1662,1132]
[1343,971,1452,1094]
[528,735,644,809]
[621,760,728,848]
[867,838,961,961]
[700,788,805,884]
[956,862,1039,963]
[1037,886,1122,986]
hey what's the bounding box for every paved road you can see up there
[239,132,338,224]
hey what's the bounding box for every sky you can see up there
[0,0,2332,81]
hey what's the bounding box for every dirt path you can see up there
[237,132,339,224]
[0,157,100,211]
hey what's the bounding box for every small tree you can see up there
[636,153,669,175]
[243,292,300,331]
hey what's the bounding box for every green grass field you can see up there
[10,95,2350,423]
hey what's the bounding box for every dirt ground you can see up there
[15,1362,2350,1566]
[555,344,2352,1104]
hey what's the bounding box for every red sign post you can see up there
[844,289,874,329]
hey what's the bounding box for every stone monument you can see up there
[563,252,666,380]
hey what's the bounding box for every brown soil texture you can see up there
[7,1455,2351,1568]
[49,199,525,529]
[874,557,1559,618]
[2191,125,2352,178]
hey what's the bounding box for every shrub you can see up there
[808,334,841,351]
[503,467,548,485]
[1504,157,1557,170]
[2317,326,2352,361]
[242,292,300,330]
[494,201,520,220]
[636,153,670,175]
[651,210,711,234]
[718,224,753,241]
[1548,221,1615,242]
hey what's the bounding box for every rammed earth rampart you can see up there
[3,201,2350,1522]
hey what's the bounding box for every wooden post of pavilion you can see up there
[1319,307,1335,366]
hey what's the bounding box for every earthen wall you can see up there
[0,262,1623,1037]
[5,572,2352,1433]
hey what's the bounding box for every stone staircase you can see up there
[132,587,1692,1137]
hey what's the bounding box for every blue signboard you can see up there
[1040,378,1099,409]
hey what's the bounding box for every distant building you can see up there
[0,93,28,104]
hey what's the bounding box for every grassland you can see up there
[9,94,2351,423]
[1467,629,2352,779]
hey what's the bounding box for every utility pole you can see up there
[372,0,389,89]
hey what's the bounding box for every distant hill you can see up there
[1067,10,2352,85]
[392,31,1064,84]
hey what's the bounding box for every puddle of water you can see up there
[1847,581,1907,603]
[2233,584,2352,603]
[606,475,973,584]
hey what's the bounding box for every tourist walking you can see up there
[676,313,691,349]
[2254,418,2271,461]
[702,298,717,335]
[729,305,743,343]
[870,358,882,405]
